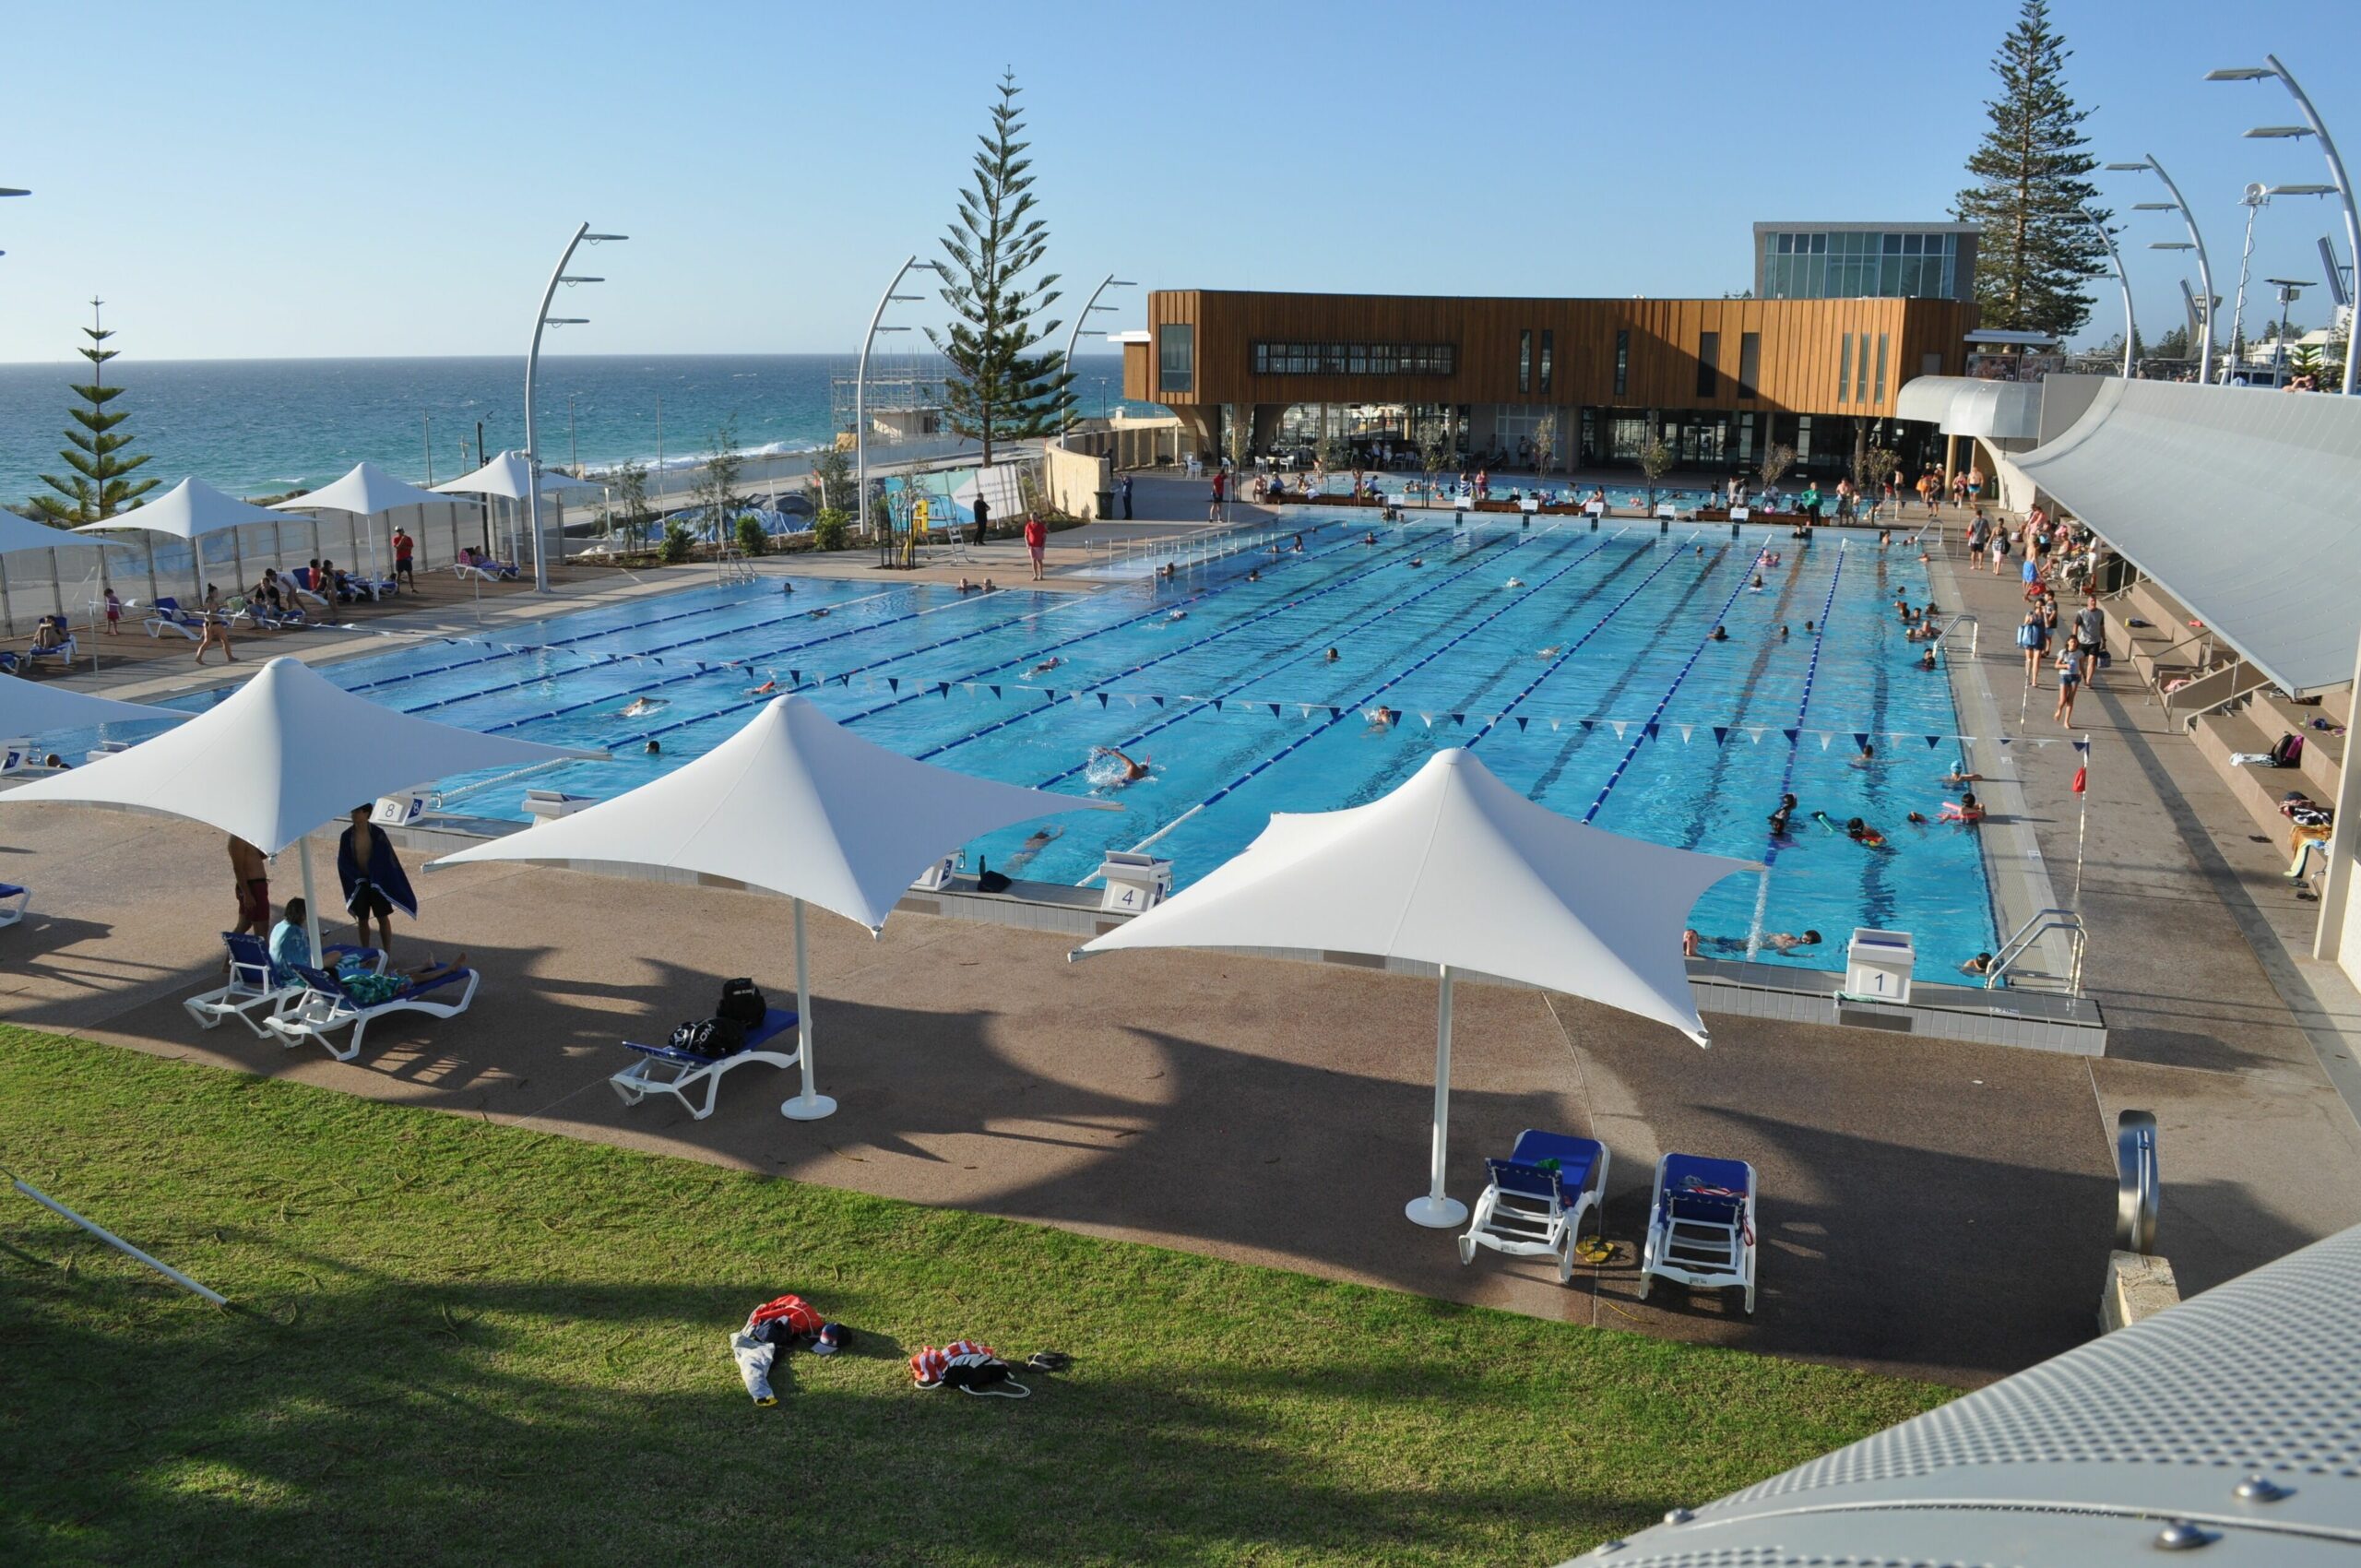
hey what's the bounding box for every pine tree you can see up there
[1952,0,2106,339]
[929,71,1072,469]
[30,298,160,524]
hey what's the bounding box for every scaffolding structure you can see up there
[829,352,954,450]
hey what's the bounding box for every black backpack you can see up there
[670,1016,748,1059]
[717,978,766,1027]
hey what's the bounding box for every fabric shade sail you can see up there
[1080,747,1756,1226]
[72,478,283,541]
[2,657,594,961]
[431,694,1118,1119]
[433,450,599,501]
[0,677,188,733]
[0,511,131,556]
[270,461,451,518]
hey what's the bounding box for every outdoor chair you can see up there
[266,961,481,1062]
[612,1006,801,1120]
[144,598,207,640]
[184,931,384,1037]
[288,573,331,610]
[455,558,519,584]
[1457,1129,1610,1285]
[0,884,27,928]
[1639,1152,1758,1313]
[24,626,78,668]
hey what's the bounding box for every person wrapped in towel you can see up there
[338,804,419,958]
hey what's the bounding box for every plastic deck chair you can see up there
[1457,1129,1610,1285]
[144,598,205,640]
[611,1006,801,1120]
[266,961,481,1062]
[0,884,27,929]
[1639,1152,1758,1313]
[184,932,384,1037]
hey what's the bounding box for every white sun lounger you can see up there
[1639,1152,1758,1313]
[613,1007,800,1119]
[0,884,27,928]
[184,932,385,1037]
[267,961,481,1062]
[1457,1129,1610,1285]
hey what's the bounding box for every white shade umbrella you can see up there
[2,657,594,964]
[0,677,187,733]
[0,512,133,556]
[76,477,288,602]
[273,461,456,582]
[431,694,1117,1120]
[433,450,599,501]
[1079,748,1757,1227]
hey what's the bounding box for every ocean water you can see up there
[0,352,1144,508]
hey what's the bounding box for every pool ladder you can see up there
[715,546,760,587]
[1985,906,2087,995]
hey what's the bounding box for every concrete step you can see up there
[2189,707,2319,859]
[2245,690,2346,796]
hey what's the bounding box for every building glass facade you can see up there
[1760,229,1964,301]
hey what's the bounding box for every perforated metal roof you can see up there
[1560,1223,2361,1565]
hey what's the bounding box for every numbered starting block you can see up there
[911,851,962,892]
[373,785,440,826]
[1841,927,1916,1005]
[1097,850,1174,915]
[522,789,599,821]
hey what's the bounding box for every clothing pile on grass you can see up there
[729,1292,1068,1406]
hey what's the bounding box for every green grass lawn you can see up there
[0,1027,1946,1566]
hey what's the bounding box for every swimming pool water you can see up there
[149,517,1999,980]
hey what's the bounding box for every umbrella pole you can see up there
[1406,963,1468,1229]
[781,897,836,1121]
[298,837,324,968]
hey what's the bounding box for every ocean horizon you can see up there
[0,351,1145,509]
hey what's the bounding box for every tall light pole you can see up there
[2267,278,2308,386]
[2107,156,2216,382]
[0,185,28,258]
[2085,208,2137,377]
[856,255,943,564]
[1060,274,1134,436]
[523,222,625,592]
[2209,56,2361,394]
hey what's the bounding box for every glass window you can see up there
[1539,329,1553,395]
[1696,330,1719,398]
[1809,232,1827,254]
[1875,334,1889,404]
[1777,232,1794,255]
[1796,414,1813,463]
[1738,332,1761,398]
[1518,328,1532,394]
[1158,324,1193,393]
[1838,332,1851,402]
[1857,335,1871,402]
[1613,328,1630,396]
[1882,232,1903,254]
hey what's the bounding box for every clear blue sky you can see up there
[4,0,2355,362]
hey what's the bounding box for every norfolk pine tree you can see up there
[30,299,159,525]
[929,71,1074,469]
[1953,0,2106,339]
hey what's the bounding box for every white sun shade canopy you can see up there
[434,450,600,501]
[0,511,130,555]
[1083,748,1757,1044]
[270,461,451,518]
[0,678,188,733]
[73,477,286,541]
[1,658,594,854]
[431,694,1118,932]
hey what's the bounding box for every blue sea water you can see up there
[0,352,1144,508]
[79,517,2000,980]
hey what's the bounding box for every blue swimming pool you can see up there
[144,517,1999,979]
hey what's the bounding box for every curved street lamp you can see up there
[1061,274,1134,436]
[524,223,625,592]
[2084,209,2137,378]
[2209,56,2361,394]
[2107,156,2215,382]
[857,255,943,564]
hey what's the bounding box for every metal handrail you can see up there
[1986,905,2088,994]
[2177,669,2280,731]
[1938,612,1980,660]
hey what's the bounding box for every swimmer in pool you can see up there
[1002,825,1064,875]
[1505,576,1525,588]
[1246,568,1260,581]
[1537,645,1562,659]
[810,608,830,619]
[1761,929,1823,953]
[747,679,779,695]
[1325,647,1340,662]
[1844,815,1887,847]
[1407,557,1424,568]
[1168,609,1188,621]
[1368,706,1399,731]
[1750,574,1764,590]
[1362,532,1379,545]
[1090,745,1151,783]
[1778,624,1790,641]
[617,696,667,719]
[644,740,662,755]
[1710,625,1729,642]
[1768,793,1797,835]
[1941,764,1984,786]
[1032,657,1061,675]
[1852,741,1877,766]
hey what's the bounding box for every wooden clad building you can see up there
[1120,289,1980,476]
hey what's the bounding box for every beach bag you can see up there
[670,1017,744,1059]
[746,1292,824,1341]
[717,977,766,1028]
[2270,733,2304,767]
[2016,621,2043,649]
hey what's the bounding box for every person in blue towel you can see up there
[338,805,419,960]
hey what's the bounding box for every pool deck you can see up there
[4,502,2357,1391]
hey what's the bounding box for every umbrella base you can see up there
[1404,1194,1467,1229]
[780,1092,838,1122]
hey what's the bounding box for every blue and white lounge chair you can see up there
[266,961,481,1061]
[0,884,27,928]
[184,931,384,1037]
[145,598,206,640]
[23,627,77,669]
[1457,1129,1611,1284]
[612,1007,801,1119]
[1639,1152,1758,1313]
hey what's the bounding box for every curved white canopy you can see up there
[431,693,1115,931]
[433,449,599,501]
[0,677,188,733]
[73,477,284,540]
[1893,374,2044,443]
[0,511,130,555]
[1084,747,1753,1044]
[270,461,450,518]
[1,657,591,855]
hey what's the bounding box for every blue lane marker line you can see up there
[1578,543,1762,825]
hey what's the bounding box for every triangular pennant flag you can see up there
[1125,695,1139,708]
[1611,721,1628,739]
[1419,712,1436,728]
[1298,705,1313,719]
[989,685,1002,699]
[838,673,852,686]
[1712,726,1728,745]
[1043,689,1057,702]
[1451,713,1465,726]
[1643,722,1659,740]
[1097,693,1109,707]
[1268,704,1282,718]
[1998,737,2014,748]
[1748,726,1765,743]
[1852,732,1870,752]
[1781,728,1798,744]
[1549,719,1562,731]
[1818,733,1831,750]
[1151,695,1164,708]
[1925,734,1940,748]
[1580,719,1596,731]
[934,683,949,697]
[1211,698,1224,712]
[2034,738,2052,747]
[1328,707,1343,720]
[2072,739,2090,754]
[887,678,899,693]
[1516,717,1530,732]
[789,671,801,685]
[1679,724,1692,743]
